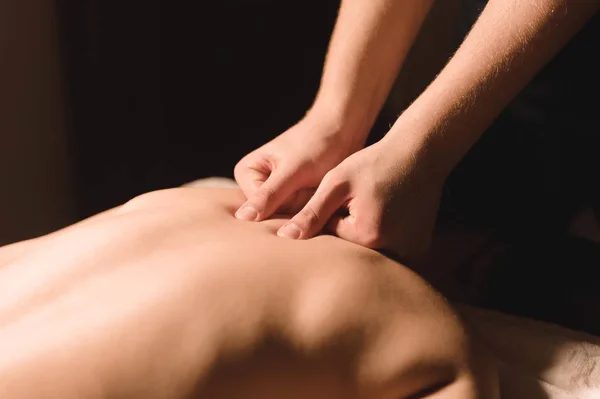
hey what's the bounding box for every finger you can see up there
[235,168,301,221]
[326,210,358,241]
[327,207,385,249]
[233,155,271,199]
[278,177,349,240]
[277,187,316,216]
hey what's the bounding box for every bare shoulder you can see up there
[0,238,40,268]
[118,187,246,215]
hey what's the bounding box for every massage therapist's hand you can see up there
[277,137,445,259]
[234,111,365,220]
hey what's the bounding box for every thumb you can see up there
[235,169,300,222]
[277,176,349,240]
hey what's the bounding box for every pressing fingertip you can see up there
[277,223,302,239]
[235,205,259,221]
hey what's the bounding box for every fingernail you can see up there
[235,205,258,221]
[278,223,301,239]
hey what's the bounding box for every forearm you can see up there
[311,0,436,142]
[387,0,600,178]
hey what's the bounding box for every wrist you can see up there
[383,113,468,183]
[307,93,375,140]
[303,101,371,153]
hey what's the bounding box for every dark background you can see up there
[59,1,341,219]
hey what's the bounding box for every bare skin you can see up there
[0,188,498,398]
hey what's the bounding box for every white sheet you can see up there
[460,306,600,399]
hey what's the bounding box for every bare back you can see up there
[0,188,497,398]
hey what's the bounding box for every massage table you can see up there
[185,177,600,399]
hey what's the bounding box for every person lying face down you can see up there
[0,187,499,399]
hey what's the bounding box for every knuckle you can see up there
[362,234,384,249]
[322,170,349,194]
[234,152,254,170]
[322,170,340,186]
[233,161,245,178]
[358,223,386,248]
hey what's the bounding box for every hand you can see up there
[234,113,365,221]
[276,137,445,259]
